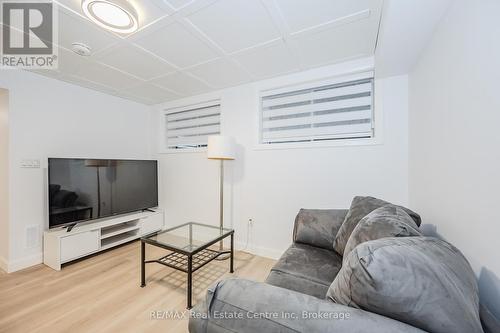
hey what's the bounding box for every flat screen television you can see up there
[48,158,158,229]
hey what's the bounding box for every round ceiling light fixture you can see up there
[81,0,138,34]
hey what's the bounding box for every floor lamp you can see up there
[207,135,235,258]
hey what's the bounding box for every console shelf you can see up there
[43,210,164,270]
[100,221,140,240]
[101,230,140,249]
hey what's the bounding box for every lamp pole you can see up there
[207,135,235,261]
[219,160,224,251]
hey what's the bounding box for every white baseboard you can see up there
[5,253,43,273]
[1,242,280,273]
[235,241,283,260]
[0,244,281,273]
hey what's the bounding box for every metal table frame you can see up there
[140,222,234,309]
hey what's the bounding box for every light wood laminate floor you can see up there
[0,241,276,333]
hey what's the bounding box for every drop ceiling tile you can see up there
[53,1,88,16]
[59,75,118,95]
[128,0,173,27]
[29,69,62,80]
[73,62,144,91]
[97,44,176,80]
[174,0,220,16]
[113,92,155,105]
[187,0,281,53]
[293,19,377,69]
[164,0,195,11]
[122,83,180,104]
[275,0,376,33]
[54,0,171,34]
[187,58,251,88]
[57,9,119,53]
[30,46,92,79]
[57,47,92,75]
[133,22,218,68]
[151,72,211,96]
[53,73,155,105]
[233,41,299,79]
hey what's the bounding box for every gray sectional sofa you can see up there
[189,196,488,333]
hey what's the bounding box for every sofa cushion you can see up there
[293,208,347,250]
[327,237,483,333]
[266,243,342,298]
[333,196,421,255]
[266,271,331,300]
[343,205,421,261]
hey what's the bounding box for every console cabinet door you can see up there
[141,213,164,235]
[60,230,99,262]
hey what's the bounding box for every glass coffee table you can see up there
[140,222,234,309]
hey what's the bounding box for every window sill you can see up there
[253,137,382,151]
[159,147,207,154]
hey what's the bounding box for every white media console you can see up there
[43,210,164,270]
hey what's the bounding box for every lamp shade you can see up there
[207,135,235,160]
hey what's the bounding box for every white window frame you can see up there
[160,99,221,153]
[255,71,382,150]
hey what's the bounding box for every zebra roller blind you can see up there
[165,101,221,149]
[260,74,374,144]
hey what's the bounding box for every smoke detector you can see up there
[71,42,92,57]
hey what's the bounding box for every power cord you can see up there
[240,218,252,252]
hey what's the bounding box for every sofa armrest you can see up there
[293,209,348,249]
[188,278,424,333]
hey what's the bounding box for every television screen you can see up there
[48,158,158,228]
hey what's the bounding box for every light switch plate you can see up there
[20,159,41,168]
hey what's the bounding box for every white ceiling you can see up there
[27,0,384,105]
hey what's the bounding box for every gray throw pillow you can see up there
[343,205,421,261]
[333,196,421,256]
[293,209,346,249]
[327,237,483,333]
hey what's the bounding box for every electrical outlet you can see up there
[248,218,254,226]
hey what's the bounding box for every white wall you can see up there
[375,0,452,78]
[409,0,500,316]
[156,59,411,258]
[0,69,151,272]
[0,89,9,271]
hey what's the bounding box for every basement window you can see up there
[164,100,221,150]
[259,72,374,146]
